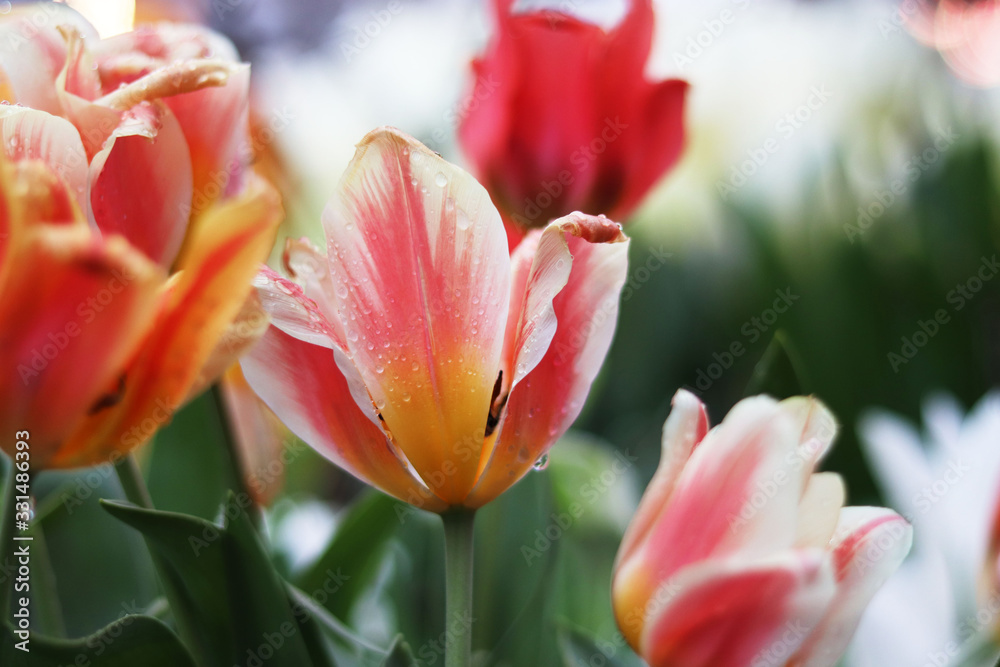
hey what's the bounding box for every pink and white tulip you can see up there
[612,390,913,667]
[242,127,630,510]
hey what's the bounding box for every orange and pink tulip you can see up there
[613,390,913,667]
[0,5,282,468]
[242,127,630,511]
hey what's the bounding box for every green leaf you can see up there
[1,615,195,667]
[101,496,314,667]
[744,330,809,399]
[379,635,416,667]
[557,624,642,667]
[297,490,404,621]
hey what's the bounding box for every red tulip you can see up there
[242,127,629,510]
[459,0,688,238]
[0,5,282,468]
[613,390,912,667]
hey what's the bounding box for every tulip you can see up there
[904,0,1000,88]
[613,390,912,667]
[848,392,1000,666]
[458,0,688,239]
[242,127,630,510]
[0,6,282,468]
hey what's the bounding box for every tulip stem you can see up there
[114,453,153,508]
[442,509,476,667]
[209,383,264,532]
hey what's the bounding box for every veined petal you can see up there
[253,265,341,349]
[242,327,446,512]
[616,396,804,604]
[638,552,836,667]
[789,508,913,667]
[616,389,708,567]
[467,212,628,507]
[0,106,88,212]
[89,100,193,266]
[321,127,510,504]
[57,175,281,466]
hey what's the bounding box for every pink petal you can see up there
[0,4,98,113]
[779,395,840,491]
[0,106,88,212]
[623,396,804,591]
[789,508,913,667]
[241,326,447,512]
[89,101,193,266]
[466,212,629,507]
[163,65,250,211]
[795,473,846,549]
[639,552,836,667]
[320,127,510,504]
[616,389,708,567]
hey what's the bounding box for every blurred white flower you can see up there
[848,391,1000,667]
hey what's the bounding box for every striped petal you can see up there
[320,127,510,504]
[242,327,446,512]
[89,100,193,266]
[789,508,913,667]
[616,389,708,567]
[56,175,281,466]
[466,212,628,507]
[639,552,836,667]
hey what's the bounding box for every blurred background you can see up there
[21,0,1000,664]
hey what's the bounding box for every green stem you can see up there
[209,383,263,531]
[114,454,152,508]
[442,509,476,667]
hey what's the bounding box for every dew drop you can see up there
[456,209,472,231]
[533,454,549,471]
[434,172,448,188]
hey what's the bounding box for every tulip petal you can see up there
[0,4,98,113]
[57,175,281,466]
[610,79,689,221]
[779,395,840,490]
[795,473,846,549]
[619,396,803,597]
[163,64,250,210]
[0,157,165,466]
[0,106,88,212]
[467,212,628,507]
[638,552,836,667]
[789,508,913,667]
[242,327,447,511]
[321,127,510,504]
[616,389,708,567]
[89,100,194,266]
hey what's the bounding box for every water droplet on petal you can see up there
[533,454,549,471]
[434,172,448,188]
